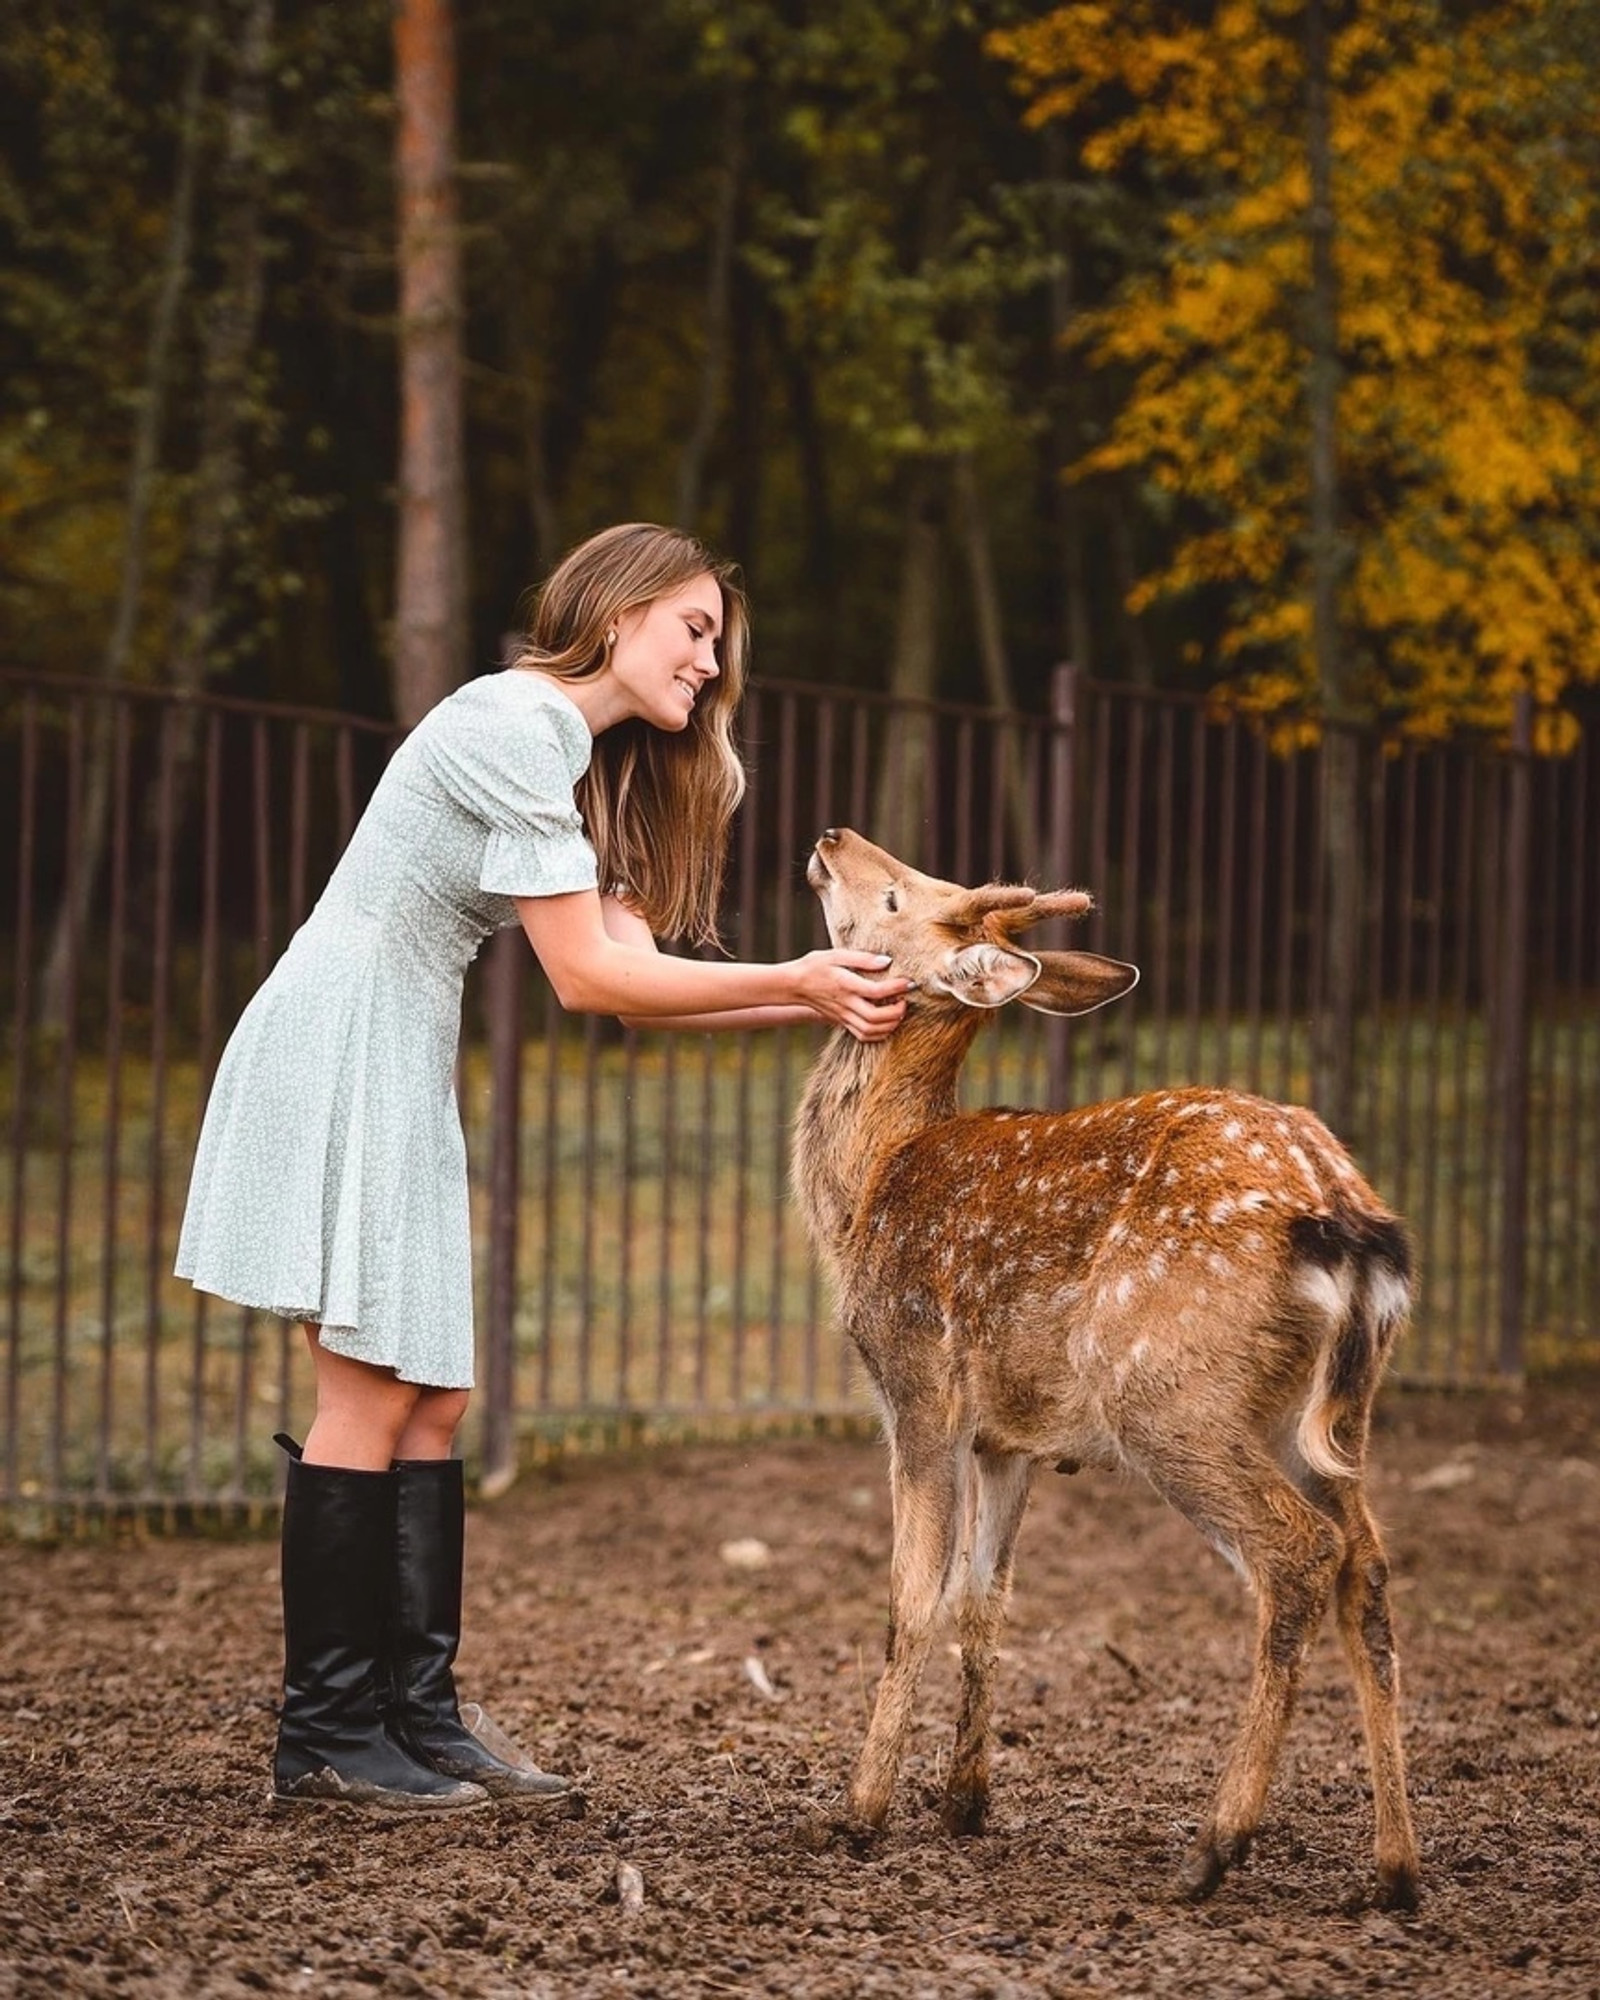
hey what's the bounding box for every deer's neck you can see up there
[793,1010,982,1254]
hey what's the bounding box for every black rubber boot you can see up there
[389,1456,573,1803]
[272,1440,488,1812]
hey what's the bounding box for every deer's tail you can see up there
[1288,1208,1415,1481]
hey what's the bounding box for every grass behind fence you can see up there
[5,1005,1598,1506]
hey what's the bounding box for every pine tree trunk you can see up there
[871,466,943,867]
[1043,125,1094,679]
[675,74,743,531]
[393,0,466,728]
[953,454,1033,870]
[1304,0,1360,1139]
[167,0,275,701]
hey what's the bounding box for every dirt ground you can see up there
[2,1384,1597,2000]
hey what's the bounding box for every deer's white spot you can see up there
[1238,1189,1273,1211]
[1286,1143,1326,1203]
[1207,1251,1234,1277]
[1107,1220,1127,1245]
[1223,1119,1244,1139]
[1209,1196,1237,1225]
[1115,1273,1137,1306]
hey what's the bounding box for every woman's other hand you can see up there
[795,951,911,1042]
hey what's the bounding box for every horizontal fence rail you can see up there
[2,667,1596,1519]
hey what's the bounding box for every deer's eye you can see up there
[884,888,899,913]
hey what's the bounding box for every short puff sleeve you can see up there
[418,675,600,897]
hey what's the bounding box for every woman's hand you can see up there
[794,950,911,1042]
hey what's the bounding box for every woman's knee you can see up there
[398,1387,470,1456]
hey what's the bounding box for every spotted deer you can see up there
[793,828,1420,1909]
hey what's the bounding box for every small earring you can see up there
[605,627,617,648]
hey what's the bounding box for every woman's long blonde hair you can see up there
[511,523,750,945]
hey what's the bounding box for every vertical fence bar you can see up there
[1417,751,1449,1378]
[1561,738,1591,1347]
[5,690,38,1504]
[192,710,223,1494]
[1243,729,1267,1093]
[144,705,178,1493]
[1118,699,1145,1098]
[50,700,85,1501]
[768,688,800,1400]
[1152,704,1176,1080]
[1184,717,1207,1080]
[97,700,132,1499]
[1495,695,1534,1379]
[1212,720,1237,1085]
[1274,748,1300,1103]
[1046,665,1077,1109]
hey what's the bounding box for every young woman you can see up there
[176,524,909,1813]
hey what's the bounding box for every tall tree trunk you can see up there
[1109,484,1155,687]
[393,0,466,728]
[516,244,620,584]
[870,466,943,866]
[1304,0,1360,1137]
[952,454,1033,870]
[724,256,764,576]
[38,9,214,1031]
[765,303,836,660]
[675,73,743,531]
[1043,126,1094,677]
[167,0,275,702]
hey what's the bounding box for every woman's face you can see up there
[606,573,724,732]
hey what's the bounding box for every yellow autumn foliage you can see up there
[993,0,1600,742]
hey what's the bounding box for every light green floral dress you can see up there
[176,672,596,1388]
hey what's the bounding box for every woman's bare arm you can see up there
[514,889,908,1041]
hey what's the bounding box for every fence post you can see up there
[1046,662,1078,1108]
[481,924,523,1493]
[1495,693,1534,1382]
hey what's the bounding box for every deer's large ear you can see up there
[930,941,1043,1009]
[1017,951,1140,1017]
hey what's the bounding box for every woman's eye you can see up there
[687,623,705,641]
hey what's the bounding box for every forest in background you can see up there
[2,0,1597,743]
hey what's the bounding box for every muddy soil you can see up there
[2,1385,1597,1999]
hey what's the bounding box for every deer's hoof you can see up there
[794,1810,883,1859]
[939,1787,989,1838]
[1375,1859,1421,1913]
[1177,1829,1250,1903]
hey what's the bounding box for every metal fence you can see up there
[3,667,1596,1520]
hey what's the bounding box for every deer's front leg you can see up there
[847,1431,963,1834]
[943,1449,1033,1835]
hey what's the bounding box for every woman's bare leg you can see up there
[395,1387,471,1462]
[300,1326,422,1468]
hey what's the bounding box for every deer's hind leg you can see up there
[1314,1479,1419,1908]
[1134,1435,1344,1902]
[942,1448,1033,1835]
[847,1418,968,1833]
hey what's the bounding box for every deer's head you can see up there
[807,828,1139,1018]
